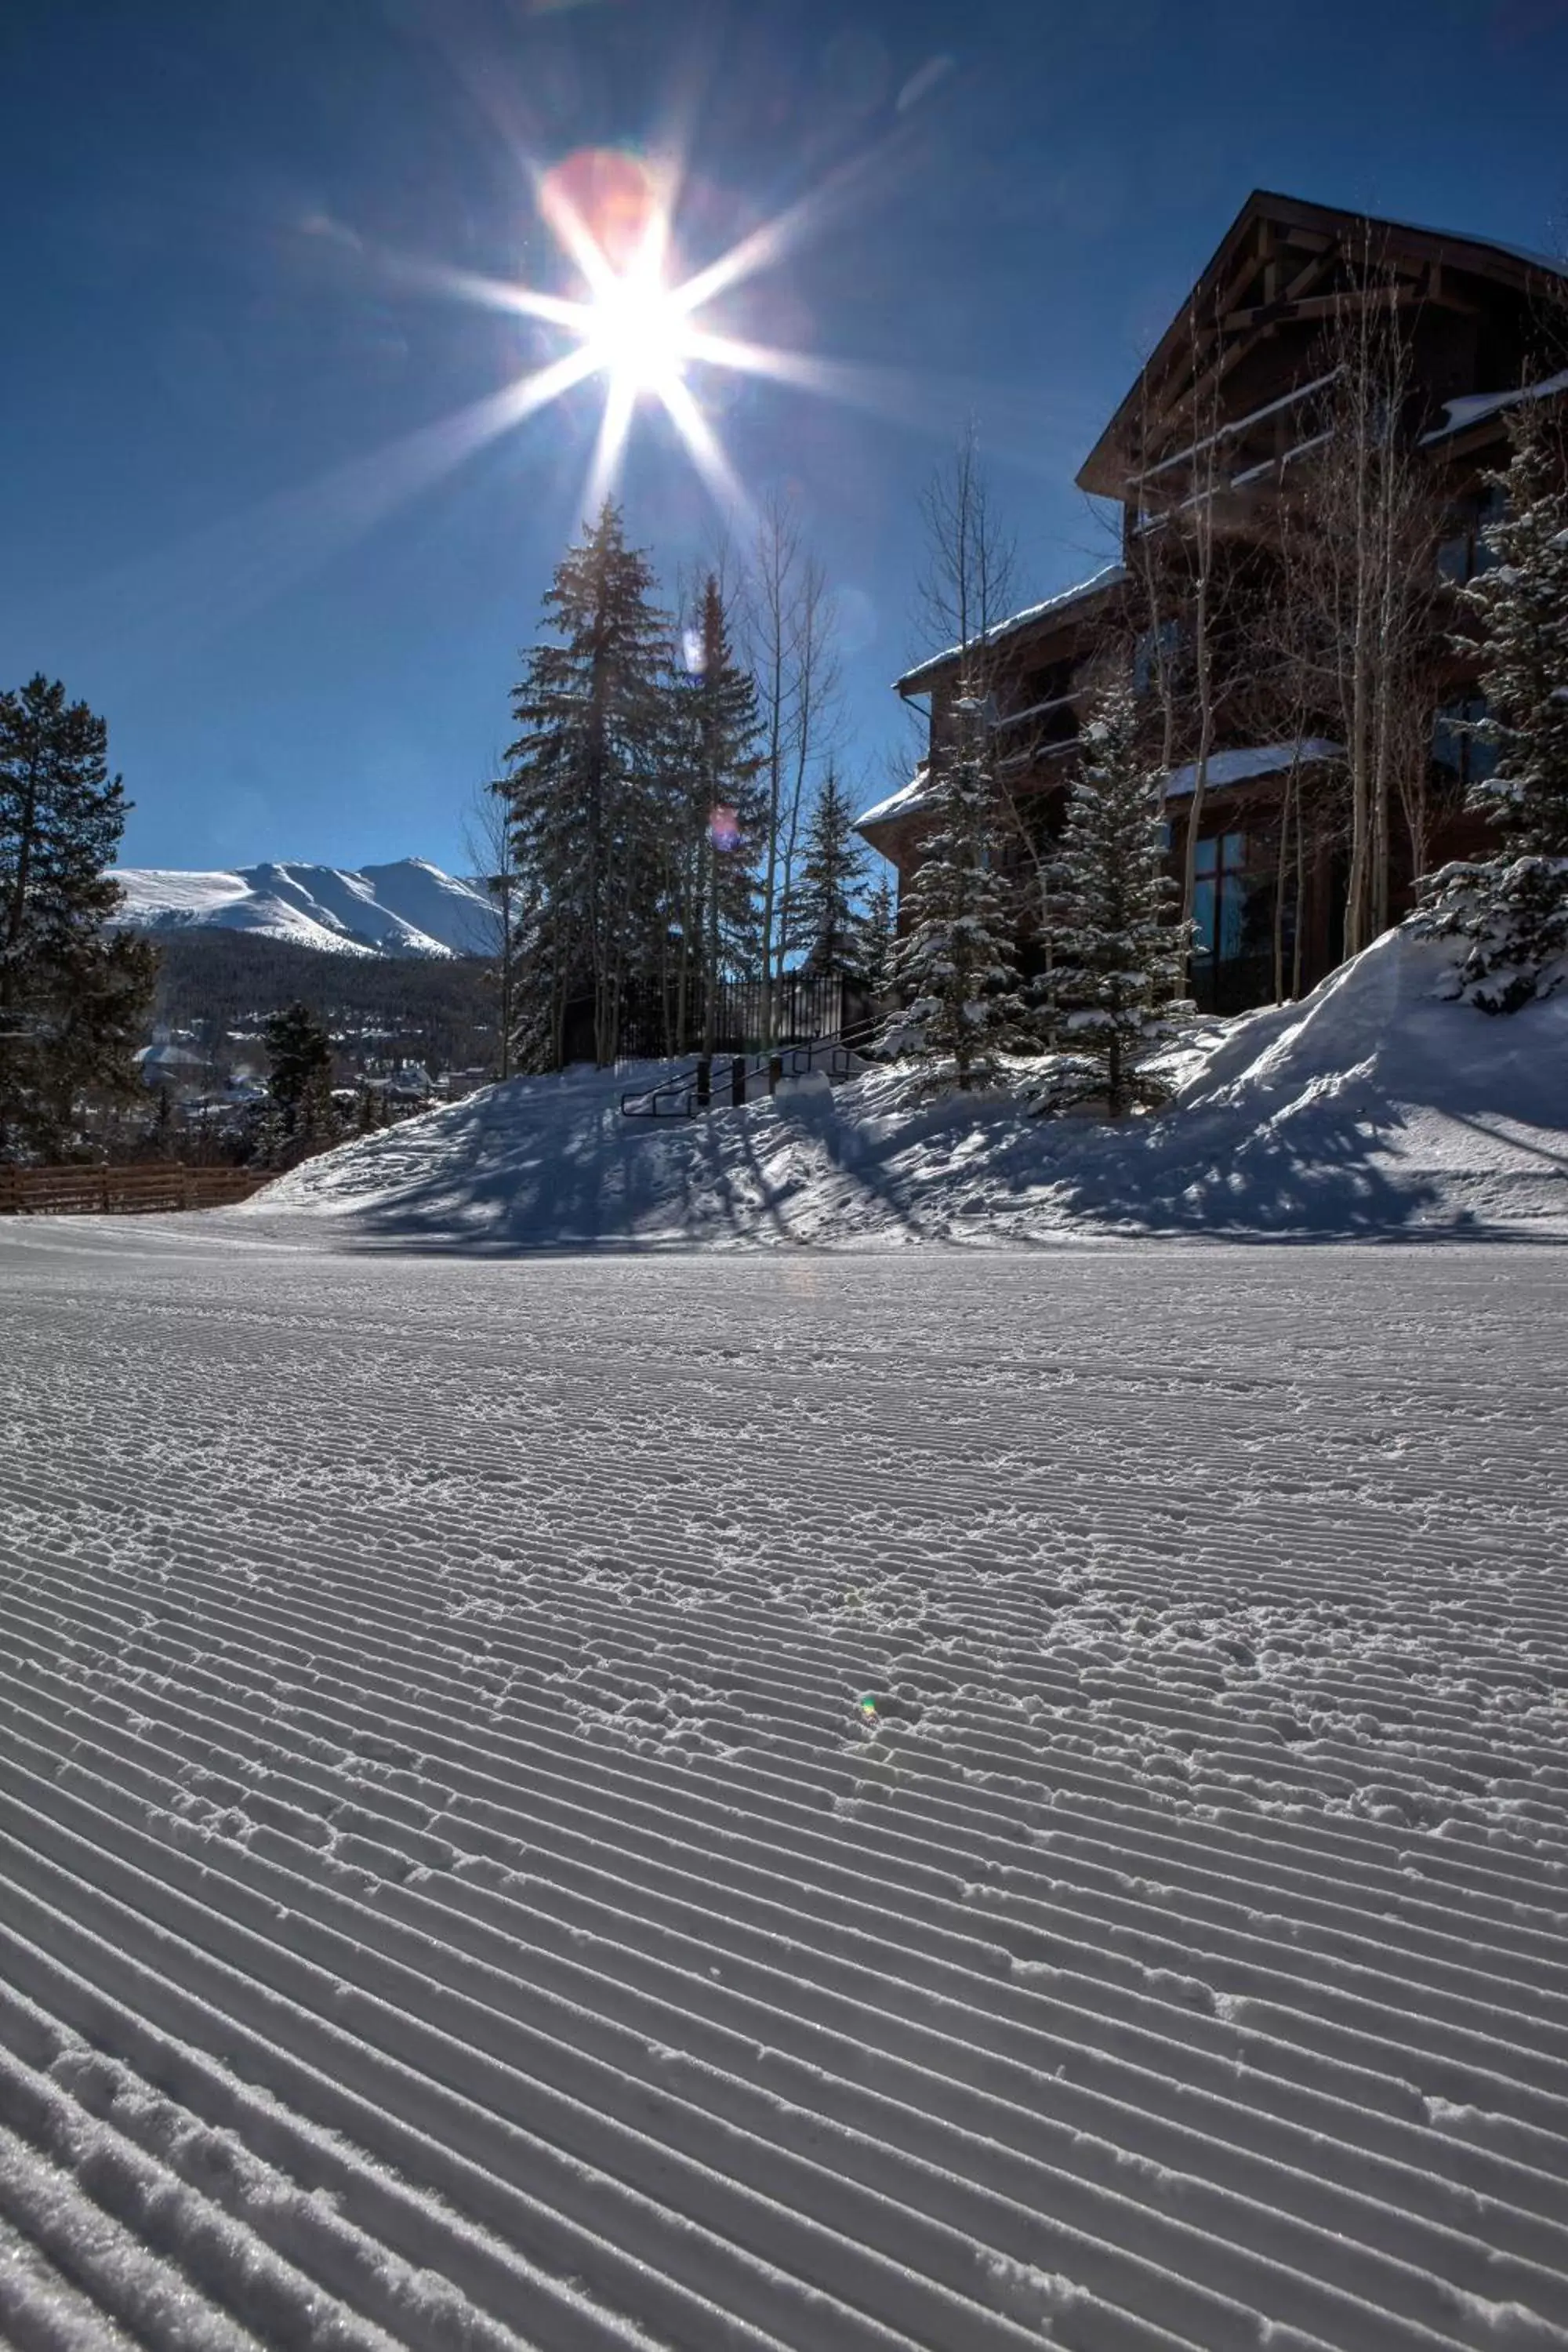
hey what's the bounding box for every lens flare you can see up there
[79,114,944,654]
[539,147,662,285]
[390,118,935,524]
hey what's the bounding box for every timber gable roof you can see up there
[1076,188,1568,502]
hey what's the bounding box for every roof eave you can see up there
[1073,187,1568,502]
[894,570,1127,695]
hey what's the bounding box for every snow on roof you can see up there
[135,1042,206,1071]
[1164,740,1343,798]
[1374,212,1566,281]
[1420,365,1568,446]
[858,736,1344,828]
[854,771,935,831]
[896,564,1127,693]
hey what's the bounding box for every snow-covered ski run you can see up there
[2,1225,1566,2351]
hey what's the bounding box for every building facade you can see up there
[857,191,1568,1014]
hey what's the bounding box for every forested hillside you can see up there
[151,931,499,1080]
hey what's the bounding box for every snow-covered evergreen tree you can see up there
[793,769,870,979]
[1415,853,1568,1013]
[877,690,1030,1089]
[1033,674,1191,1118]
[1417,402,1568,1012]
[500,504,672,1067]
[1462,406,1568,856]
[860,867,898,1004]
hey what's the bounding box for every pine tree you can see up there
[264,1001,330,1108]
[499,503,673,1067]
[860,868,898,1004]
[1463,405,1568,857]
[1033,675,1191,1118]
[673,575,764,1051]
[1417,402,1568,1012]
[877,689,1031,1089]
[0,674,158,1157]
[793,769,871,980]
[263,1002,336,1163]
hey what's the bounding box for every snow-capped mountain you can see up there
[112,858,495,959]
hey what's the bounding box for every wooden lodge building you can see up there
[855,190,1568,1014]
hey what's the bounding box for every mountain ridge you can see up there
[113,857,495,960]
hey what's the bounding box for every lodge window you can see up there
[1192,830,1250,963]
[1433,695,1499,787]
[1134,619,1184,696]
[1436,485,1506,585]
[1018,661,1071,706]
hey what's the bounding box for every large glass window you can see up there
[1473,482,1506,577]
[1434,695,1498,787]
[1437,486,1507,586]
[1436,531,1471,586]
[1192,831,1250,962]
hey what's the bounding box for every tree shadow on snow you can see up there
[1020,1092,1563,1244]
[275,1046,1566,1257]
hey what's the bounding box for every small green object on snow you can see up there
[858,1693,878,1719]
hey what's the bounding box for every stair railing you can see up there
[620,1020,879,1120]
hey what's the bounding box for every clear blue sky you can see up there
[3,0,1566,873]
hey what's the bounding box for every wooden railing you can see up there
[0,1163,275,1217]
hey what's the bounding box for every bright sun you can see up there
[383,140,904,522]
[583,267,691,398]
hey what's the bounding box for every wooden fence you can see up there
[0,1163,274,1217]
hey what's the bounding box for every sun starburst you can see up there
[387,128,928,524]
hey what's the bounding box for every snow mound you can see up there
[245,924,1568,1247]
[113,858,493,958]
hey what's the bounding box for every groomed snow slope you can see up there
[249,926,1568,1247]
[2,1233,1566,2350]
[114,858,493,958]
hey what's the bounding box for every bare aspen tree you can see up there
[775,550,841,1017]
[742,495,841,1045]
[463,773,521,1081]
[1245,499,1325,1004]
[1159,292,1228,990]
[1110,286,1233,996]
[746,492,798,1048]
[1292,250,1442,955]
[1124,371,1183,778]
[909,423,1040,968]
[670,569,707,1054]
[914,419,1020,691]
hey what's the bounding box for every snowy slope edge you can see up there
[242,920,1568,1245]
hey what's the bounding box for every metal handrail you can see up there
[620,1021,878,1120]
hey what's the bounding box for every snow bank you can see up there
[245,924,1568,1248]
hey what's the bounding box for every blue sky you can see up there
[3,0,1566,873]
